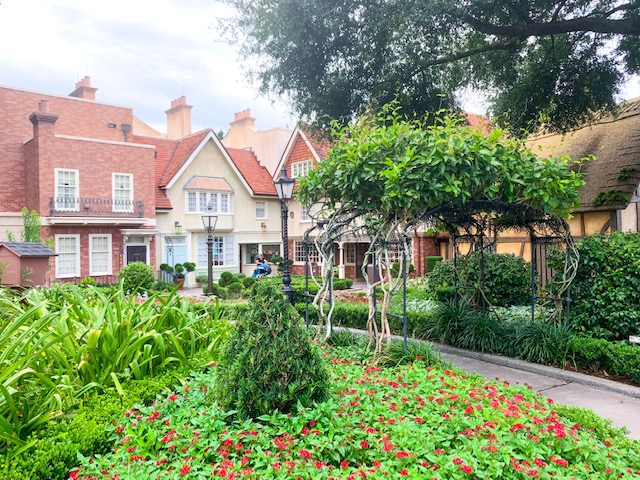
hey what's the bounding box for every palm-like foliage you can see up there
[0,285,230,448]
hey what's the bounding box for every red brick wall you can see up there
[1,84,157,281]
[34,136,155,217]
[41,225,157,282]
[284,134,317,179]
[0,86,135,212]
[413,234,440,276]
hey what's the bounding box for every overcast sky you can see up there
[0,0,296,134]
[0,0,638,136]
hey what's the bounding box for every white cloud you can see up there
[0,0,295,134]
[1,0,638,133]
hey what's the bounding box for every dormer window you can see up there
[184,176,234,214]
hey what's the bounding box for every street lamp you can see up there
[201,203,218,296]
[274,167,295,304]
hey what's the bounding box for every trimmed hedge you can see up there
[294,302,434,335]
[566,232,640,340]
[568,336,640,384]
[426,253,531,307]
[0,353,213,480]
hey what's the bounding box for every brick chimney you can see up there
[69,76,97,100]
[221,109,256,148]
[27,100,59,214]
[29,100,59,134]
[165,96,192,140]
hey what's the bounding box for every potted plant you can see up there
[173,263,185,289]
[162,262,196,290]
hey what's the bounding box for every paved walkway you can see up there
[435,344,640,439]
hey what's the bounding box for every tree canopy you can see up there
[219,0,640,134]
[296,105,585,220]
[296,104,584,352]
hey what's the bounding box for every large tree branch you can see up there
[464,15,640,37]
[421,39,519,68]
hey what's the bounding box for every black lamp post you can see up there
[274,167,295,304]
[201,204,218,296]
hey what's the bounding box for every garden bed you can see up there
[72,343,640,479]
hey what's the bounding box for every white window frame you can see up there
[255,201,267,219]
[291,161,312,179]
[55,234,80,278]
[345,244,356,265]
[300,204,311,222]
[55,168,79,211]
[89,234,112,276]
[197,235,235,267]
[294,240,320,263]
[112,173,134,213]
[185,191,232,214]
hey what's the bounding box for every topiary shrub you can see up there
[218,271,236,287]
[564,232,640,341]
[242,276,256,289]
[118,262,155,293]
[202,283,225,298]
[425,252,530,307]
[227,281,244,299]
[214,282,329,420]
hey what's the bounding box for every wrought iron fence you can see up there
[49,197,144,217]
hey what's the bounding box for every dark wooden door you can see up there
[127,246,147,264]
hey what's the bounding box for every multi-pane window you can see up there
[291,161,312,178]
[385,241,411,263]
[113,173,133,212]
[187,192,197,212]
[300,205,310,222]
[55,235,80,277]
[255,201,266,219]
[294,241,320,263]
[89,235,111,275]
[345,244,356,264]
[55,169,79,211]
[186,191,231,213]
[197,235,235,267]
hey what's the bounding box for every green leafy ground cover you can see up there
[73,343,640,479]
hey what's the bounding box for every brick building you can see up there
[275,125,441,280]
[0,77,157,283]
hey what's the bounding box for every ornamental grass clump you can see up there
[214,282,329,420]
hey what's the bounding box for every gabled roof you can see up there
[527,97,640,213]
[275,125,335,176]
[300,125,333,159]
[464,112,492,135]
[134,129,277,208]
[0,242,57,257]
[226,148,277,196]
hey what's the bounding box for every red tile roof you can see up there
[299,125,333,159]
[464,112,492,135]
[133,130,210,210]
[227,148,277,196]
[134,130,276,207]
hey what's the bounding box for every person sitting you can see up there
[252,255,272,278]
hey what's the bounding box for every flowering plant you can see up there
[72,345,640,479]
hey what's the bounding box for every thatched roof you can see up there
[526,97,640,213]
